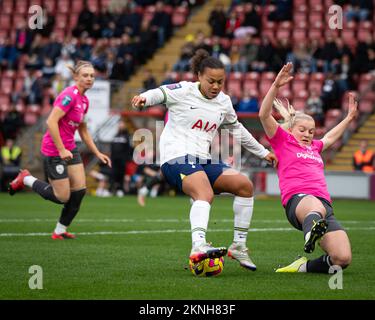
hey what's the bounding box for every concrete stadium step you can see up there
[325,165,354,171]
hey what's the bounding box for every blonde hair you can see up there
[66,60,94,76]
[273,98,314,130]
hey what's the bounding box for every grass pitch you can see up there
[0,193,374,300]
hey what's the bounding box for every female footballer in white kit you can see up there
[132,49,276,270]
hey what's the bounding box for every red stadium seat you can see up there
[0,14,11,29]
[243,72,259,92]
[292,98,305,111]
[358,30,371,42]
[294,73,309,82]
[292,28,306,42]
[12,14,26,28]
[44,0,56,14]
[57,0,70,14]
[227,72,243,98]
[172,12,187,27]
[72,1,83,13]
[55,14,68,29]
[294,89,309,99]
[292,80,307,93]
[276,28,291,40]
[261,72,276,81]
[260,80,274,96]
[309,12,323,24]
[2,0,13,14]
[308,81,323,93]
[279,87,293,100]
[308,29,322,40]
[310,73,324,82]
[14,0,29,15]
[0,78,14,95]
[359,100,374,113]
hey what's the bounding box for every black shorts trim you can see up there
[285,194,344,233]
[43,148,82,180]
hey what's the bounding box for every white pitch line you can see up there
[0,227,374,238]
[0,218,374,224]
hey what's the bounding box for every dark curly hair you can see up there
[190,49,224,75]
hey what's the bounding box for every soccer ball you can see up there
[189,257,224,277]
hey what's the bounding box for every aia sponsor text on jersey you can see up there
[191,120,217,132]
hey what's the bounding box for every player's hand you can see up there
[347,92,358,121]
[97,152,112,168]
[264,152,278,168]
[59,149,73,161]
[131,95,146,109]
[273,62,294,88]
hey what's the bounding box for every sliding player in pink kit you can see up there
[132,49,277,271]
[259,62,356,273]
[9,61,111,239]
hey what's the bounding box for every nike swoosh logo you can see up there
[190,107,198,109]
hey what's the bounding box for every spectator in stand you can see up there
[335,54,355,93]
[75,33,94,61]
[320,72,341,112]
[110,120,133,197]
[55,52,75,82]
[305,89,324,126]
[252,36,275,72]
[236,91,259,113]
[319,33,340,74]
[41,33,63,64]
[173,38,195,72]
[0,38,19,70]
[2,104,24,140]
[137,19,158,64]
[161,71,176,85]
[89,163,112,197]
[14,20,34,54]
[241,2,261,36]
[0,139,22,191]
[308,39,322,73]
[272,38,291,72]
[73,0,95,37]
[225,11,241,39]
[118,3,142,37]
[151,1,173,48]
[41,57,56,86]
[353,140,374,173]
[228,44,241,73]
[345,0,374,22]
[354,33,375,73]
[286,42,314,74]
[36,7,55,38]
[142,69,158,91]
[268,0,292,21]
[208,2,227,37]
[238,34,259,72]
[23,69,44,105]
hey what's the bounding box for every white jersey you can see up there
[140,81,269,165]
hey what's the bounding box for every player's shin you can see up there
[233,196,253,244]
[32,180,65,204]
[190,200,210,248]
[58,188,86,227]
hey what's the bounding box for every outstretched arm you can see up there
[131,88,165,110]
[259,62,294,138]
[320,92,358,151]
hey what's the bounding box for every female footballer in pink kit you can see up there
[259,62,356,272]
[9,61,111,239]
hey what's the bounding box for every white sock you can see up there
[54,222,67,235]
[233,196,254,244]
[298,262,307,273]
[23,175,37,188]
[138,186,148,196]
[190,200,210,247]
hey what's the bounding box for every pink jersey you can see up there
[41,85,89,156]
[267,126,331,206]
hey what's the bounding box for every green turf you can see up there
[0,193,374,300]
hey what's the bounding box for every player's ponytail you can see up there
[191,48,224,75]
[273,98,314,130]
[66,60,94,76]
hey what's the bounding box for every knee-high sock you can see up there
[31,180,64,204]
[190,200,210,247]
[58,189,86,227]
[233,196,254,244]
[306,255,333,273]
[303,211,323,241]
